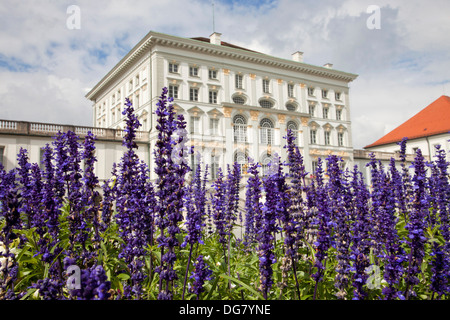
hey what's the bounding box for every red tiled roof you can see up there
[364,95,450,149]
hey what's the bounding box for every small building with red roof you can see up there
[364,95,450,159]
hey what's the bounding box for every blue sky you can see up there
[0,0,449,148]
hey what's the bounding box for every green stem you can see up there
[182,244,194,300]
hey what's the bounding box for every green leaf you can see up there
[116,273,130,281]
[204,274,220,300]
[219,273,264,300]
[20,288,38,300]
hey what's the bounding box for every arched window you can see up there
[260,118,274,145]
[261,153,273,176]
[233,115,247,143]
[234,150,249,174]
[259,100,274,109]
[287,121,299,144]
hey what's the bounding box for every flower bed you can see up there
[0,88,449,300]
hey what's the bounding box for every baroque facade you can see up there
[85,31,358,180]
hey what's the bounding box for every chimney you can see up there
[323,63,333,69]
[291,51,304,62]
[209,32,222,45]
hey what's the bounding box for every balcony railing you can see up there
[0,119,149,142]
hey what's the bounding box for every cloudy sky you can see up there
[0,0,449,149]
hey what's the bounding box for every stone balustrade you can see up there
[0,119,149,142]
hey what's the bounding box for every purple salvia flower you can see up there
[367,155,387,258]
[397,137,413,221]
[244,159,262,248]
[326,154,351,300]
[258,160,281,299]
[115,97,150,299]
[81,131,101,245]
[65,260,111,300]
[431,145,450,247]
[429,242,448,299]
[65,130,86,260]
[310,158,333,299]
[16,148,33,229]
[284,129,309,251]
[182,155,207,248]
[270,152,301,298]
[189,255,213,299]
[29,163,46,238]
[100,163,118,232]
[40,144,61,263]
[0,167,21,299]
[30,277,64,300]
[349,166,372,300]
[403,148,428,299]
[211,168,228,250]
[225,162,241,237]
[153,88,189,300]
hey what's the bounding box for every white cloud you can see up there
[0,0,448,150]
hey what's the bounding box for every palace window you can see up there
[210,153,220,179]
[235,74,243,89]
[262,79,270,93]
[189,66,199,77]
[324,131,331,145]
[309,104,315,117]
[209,90,218,104]
[190,116,200,134]
[310,129,317,144]
[210,118,219,135]
[169,62,179,73]
[323,107,329,119]
[259,100,274,109]
[287,84,294,98]
[338,132,344,146]
[233,115,247,143]
[168,84,179,99]
[190,88,199,101]
[232,96,245,105]
[287,121,298,144]
[312,161,318,174]
[261,153,273,176]
[209,69,217,79]
[260,118,274,145]
[235,150,249,174]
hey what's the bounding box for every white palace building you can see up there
[86,31,358,181]
[1,31,360,182]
